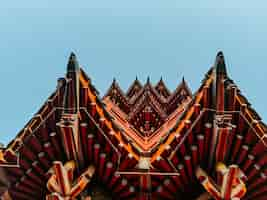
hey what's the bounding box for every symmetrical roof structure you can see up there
[103,75,191,152]
[0,52,266,200]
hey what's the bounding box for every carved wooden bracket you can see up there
[196,163,247,200]
[46,161,95,200]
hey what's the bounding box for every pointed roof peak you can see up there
[157,76,166,85]
[215,51,227,76]
[126,77,143,98]
[146,76,151,84]
[180,76,189,88]
[133,76,142,85]
[156,76,167,86]
[155,76,171,99]
[143,76,153,92]
[70,51,76,57]
[157,76,166,86]
[182,76,185,84]
[63,52,80,113]
[111,77,118,88]
[67,52,79,73]
[217,51,224,57]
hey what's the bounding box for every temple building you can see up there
[0,52,266,200]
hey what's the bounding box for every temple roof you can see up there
[103,74,192,141]
[0,52,266,200]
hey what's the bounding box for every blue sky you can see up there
[0,1,267,144]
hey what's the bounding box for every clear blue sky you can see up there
[0,1,266,145]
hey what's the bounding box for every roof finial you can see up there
[63,52,80,113]
[146,76,150,84]
[111,78,117,87]
[67,52,79,74]
[182,76,185,84]
[215,51,227,76]
[214,51,227,112]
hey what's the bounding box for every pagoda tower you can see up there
[0,52,266,200]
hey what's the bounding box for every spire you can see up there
[182,76,185,85]
[179,76,190,93]
[63,52,80,114]
[155,76,171,99]
[146,76,150,84]
[112,77,117,85]
[126,77,143,98]
[109,78,117,92]
[158,76,165,85]
[103,77,127,102]
[134,76,141,86]
[67,52,79,74]
[214,51,227,112]
[215,51,227,77]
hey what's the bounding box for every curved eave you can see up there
[151,69,214,162]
